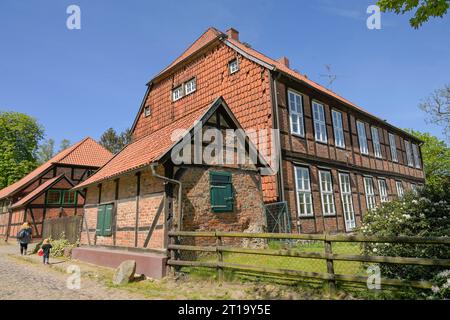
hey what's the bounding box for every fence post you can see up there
[324,234,336,295]
[169,234,176,275]
[216,233,224,282]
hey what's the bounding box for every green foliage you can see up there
[59,139,71,152]
[0,111,44,189]
[36,138,55,164]
[360,182,450,282]
[405,130,450,188]
[49,236,72,257]
[419,83,450,142]
[99,127,132,154]
[378,0,450,28]
[429,270,450,299]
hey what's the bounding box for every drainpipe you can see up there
[272,76,285,202]
[150,164,183,231]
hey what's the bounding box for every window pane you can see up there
[313,102,327,143]
[412,144,421,168]
[295,166,313,216]
[371,127,382,158]
[389,133,398,162]
[357,121,368,155]
[288,91,304,136]
[47,190,61,205]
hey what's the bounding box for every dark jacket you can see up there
[41,244,52,256]
[18,228,32,244]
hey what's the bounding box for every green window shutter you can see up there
[210,172,233,213]
[103,204,114,236]
[96,205,106,236]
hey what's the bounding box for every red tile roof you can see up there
[0,137,112,200]
[10,175,68,209]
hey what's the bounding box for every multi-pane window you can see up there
[172,85,183,101]
[288,90,305,137]
[229,59,239,74]
[332,110,345,148]
[63,191,77,205]
[184,78,196,95]
[144,106,151,117]
[411,183,418,194]
[294,166,313,216]
[371,127,382,158]
[378,179,389,203]
[338,173,356,230]
[389,133,398,162]
[313,101,327,143]
[412,144,421,168]
[46,189,77,205]
[319,170,335,216]
[405,140,414,167]
[396,181,404,198]
[357,121,368,155]
[364,177,377,210]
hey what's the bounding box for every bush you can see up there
[429,270,450,299]
[360,181,450,282]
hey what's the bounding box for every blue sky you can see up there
[1,0,449,147]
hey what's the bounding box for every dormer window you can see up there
[144,106,151,117]
[229,59,239,74]
[184,78,196,95]
[172,85,183,101]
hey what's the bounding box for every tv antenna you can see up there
[320,64,338,89]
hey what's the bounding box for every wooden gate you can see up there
[42,216,82,243]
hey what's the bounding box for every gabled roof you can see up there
[134,27,421,143]
[75,97,269,190]
[10,175,72,209]
[0,137,113,200]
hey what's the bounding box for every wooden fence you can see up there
[42,216,82,243]
[167,231,450,292]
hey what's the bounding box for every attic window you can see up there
[229,59,239,74]
[172,86,183,101]
[184,78,196,95]
[144,106,151,117]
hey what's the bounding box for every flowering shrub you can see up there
[429,270,450,299]
[360,181,450,282]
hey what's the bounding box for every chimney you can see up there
[278,56,290,68]
[226,28,239,41]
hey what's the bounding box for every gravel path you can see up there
[0,243,145,300]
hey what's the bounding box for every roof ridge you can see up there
[53,137,91,164]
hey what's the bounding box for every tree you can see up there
[377,0,450,28]
[0,111,44,189]
[406,129,450,188]
[419,83,450,142]
[59,139,71,152]
[36,138,55,164]
[99,128,132,154]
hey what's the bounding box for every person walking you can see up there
[17,222,33,255]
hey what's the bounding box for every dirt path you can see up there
[0,242,146,300]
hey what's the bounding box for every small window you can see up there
[313,101,327,143]
[63,191,77,205]
[229,59,239,74]
[288,90,305,137]
[332,110,345,148]
[319,170,335,216]
[294,166,313,217]
[184,78,196,95]
[144,106,151,117]
[389,133,398,162]
[396,181,404,198]
[378,179,389,203]
[357,121,368,155]
[364,177,377,210]
[411,183,418,194]
[96,203,114,237]
[210,172,233,213]
[412,144,421,169]
[172,85,183,101]
[405,140,414,167]
[371,127,382,158]
[338,173,356,230]
[46,190,62,205]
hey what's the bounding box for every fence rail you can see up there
[167,231,450,292]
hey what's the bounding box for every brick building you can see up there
[0,137,112,240]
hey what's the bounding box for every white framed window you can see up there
[396,181,404,198]
[378,179,389,203]
[412,144,421,169]
[144,106,151,117]
[364,177,377,210]
[319,170,335,216]
[313,101,327,143]
[288,90,305,137]
[229,59,239,74]
[184,78,196,95]
[371,127,382,158]
[294,166,313,217]
[405,140,414,167]
[332,110,345,148]
[172,85,183,101]
[338,172,356,230]
[357,121,368,155]
[389,133,398,162]
[411,183,418,194]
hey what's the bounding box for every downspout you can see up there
[272,75,285,202]
[150,164,183,231]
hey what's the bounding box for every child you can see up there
[41,239,52,265]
